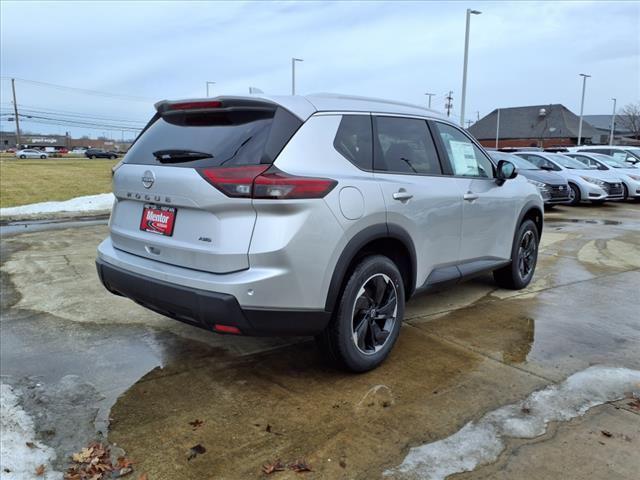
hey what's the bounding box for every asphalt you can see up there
[1,201,639,479]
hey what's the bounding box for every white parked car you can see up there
[16,149,48,159]
[70,148,88,155]
[565,146,640,165]
[565,152,640,200]
[514,152,624,205]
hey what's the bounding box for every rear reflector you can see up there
[214,324,241,334]
[168,101,222,111]
[198,166,336,200]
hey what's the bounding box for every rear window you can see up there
[123,106,302,168]
[333,115,373,170]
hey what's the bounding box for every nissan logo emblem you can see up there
[142,170,155,189]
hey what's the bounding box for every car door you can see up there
[372,115,463,289]
[430,121,520,267]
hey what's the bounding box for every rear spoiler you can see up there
[154,97,277,116]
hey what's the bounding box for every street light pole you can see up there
[495,108,500,149]
[609,97,617,146]
[11,78,21,147]
[291,58,303,95]
[425,92,435,109]
[206,81,216,97]
[577,73,590,146]
[460,8,481,128]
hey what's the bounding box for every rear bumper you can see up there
[96,258,331,336]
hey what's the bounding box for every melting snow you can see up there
[0,193,114,217]
[385,366,640,479]
[0,383,62,479]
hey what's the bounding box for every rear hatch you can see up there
[110,98,303,273]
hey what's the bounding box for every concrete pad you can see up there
[455,404,640,480]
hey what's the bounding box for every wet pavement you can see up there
[1,202,639,479]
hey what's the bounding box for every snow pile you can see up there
[385,366,640,480]
[0,383,62,479]
[0,193,114,217]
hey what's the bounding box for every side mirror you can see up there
[496,160,518,185]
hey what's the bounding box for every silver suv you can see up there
[96,94,543,371]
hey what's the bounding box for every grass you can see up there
[0,157,118,208]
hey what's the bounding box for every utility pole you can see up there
[460,8,482,127]
[609,98,617,146]
[495,108,500,149]
[11,78,21,147]
[291,58,303,95]
[466,120,473,129]
[206,81,215,97]
[476,111,480,121]
[425,92,435,109]
[445,91,454,117]
[577,73,591,146]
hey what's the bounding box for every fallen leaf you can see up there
[627,397,640,411]
[117,457,134,469]
[521,406,531,414]
[262,460,285,475]
[339,459,347,469]
[119,467,134,477]
[35,464,46,476]
[189,419,204,429]
[187,444,206,461]
[601,430,613,438]
[289,459,312,473]
[26,441,37,449]
[265,424,272,433]
[138,474,149,480]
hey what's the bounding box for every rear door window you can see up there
[124,106,301,168]
[333,115,373,170]
[373,116,442,175]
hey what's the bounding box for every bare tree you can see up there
[618,102,640,139]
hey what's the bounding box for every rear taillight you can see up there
[199,165,269,198]
[198,166,336,200]
[254,168,337,199]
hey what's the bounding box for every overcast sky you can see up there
[1,0,638,138]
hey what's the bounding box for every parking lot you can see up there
[1,201,639,479]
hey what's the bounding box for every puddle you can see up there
[546,218,623,226]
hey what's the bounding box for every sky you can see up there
[1,0,639,139]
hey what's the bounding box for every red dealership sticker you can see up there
[139,204,177,236]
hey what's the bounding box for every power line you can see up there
[0,102,148,124]
[0,76,154,102]
[8,113,143,132]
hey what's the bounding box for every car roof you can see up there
[157,93,448,122]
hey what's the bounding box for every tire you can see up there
[110,155,116,159]
[90,155,96,159]
[622,184,629,200]
[40,155,46,159]
[493,219,539,290]
[19,155,26,159]
[568,183,580,205]
[316,255,405,372]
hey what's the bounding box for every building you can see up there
[582,115,639,145]
[0,131,133,152]
[468,104,599,148]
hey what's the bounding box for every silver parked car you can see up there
[16,149,48,159]
[565,152,640,200]
[514,152,624,205]
[96,94,543,371]
[565,146,640,165]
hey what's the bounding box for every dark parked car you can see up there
[489,151,571,206]
[85,148,118,159]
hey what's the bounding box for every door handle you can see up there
[392,190,413,201]
[463,192,479,201]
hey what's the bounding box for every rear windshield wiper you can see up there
[153,149,213,163]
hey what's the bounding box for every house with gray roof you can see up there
[468,104,599,148]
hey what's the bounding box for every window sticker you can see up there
[449,140,478,175]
